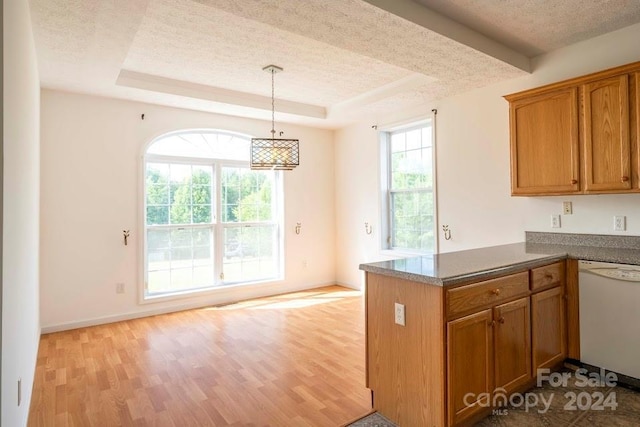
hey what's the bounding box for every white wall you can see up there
[2,0,41,425]
[40,90,335,331]
[334,122,390,287]
[335,22,640,288]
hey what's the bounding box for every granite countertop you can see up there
[359,233,640,287]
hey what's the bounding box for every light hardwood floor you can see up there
[28,286,371,426]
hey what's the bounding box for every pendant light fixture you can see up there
[250,65,299,171]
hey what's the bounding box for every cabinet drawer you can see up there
[530,262,565,291]
[447,272,529,318]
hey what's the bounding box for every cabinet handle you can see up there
[491,289,501,296]
[545,273,554,280]
[489,320,496,327]
[498,317,505,324]
[622,176,629,182]
[570,179,578,185]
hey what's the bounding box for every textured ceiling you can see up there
[27,0,640,128]
[417,0,640,57]
[123,0,414,106]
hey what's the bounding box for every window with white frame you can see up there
[381,120,436,253]
[144,131,283,299]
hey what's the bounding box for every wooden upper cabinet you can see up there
[508,88,580,195]
[582,75,631,192]
[505,60,640,196]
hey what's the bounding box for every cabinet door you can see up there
[532,286,567,371]
[583,75,631,192]
[447,309,493,426]
[509,87,580,195]
[493,297,532,394]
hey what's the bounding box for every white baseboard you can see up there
[335,281,362,291]
[41,281,337,334]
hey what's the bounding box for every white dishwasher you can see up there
[579,260,640,380]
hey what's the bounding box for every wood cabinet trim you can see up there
[364,272,370,388]
[504,60,640,102]
[633,72,640,190]
[566,259,580,359]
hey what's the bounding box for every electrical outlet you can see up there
[18,378,22,406]
[563,201,572,215]
[302,259,308,268]
[550,215,561,228]
[116,283,125,294]
[394,303,405,326]
[614,216,626,231]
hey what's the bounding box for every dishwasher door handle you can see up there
[580,268,640,282]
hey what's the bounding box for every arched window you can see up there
[143,130,283,299]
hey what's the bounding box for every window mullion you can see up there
[190,165,194,224]
[214,162,223,285]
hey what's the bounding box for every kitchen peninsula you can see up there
[359,233,640,427]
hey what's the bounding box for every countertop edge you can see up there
[359,264,444,285]
[359,241,640,287]
[359,254,567,287]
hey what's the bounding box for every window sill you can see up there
[140,277,283,305]
[380,249,434,258]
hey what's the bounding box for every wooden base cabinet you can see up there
[447,310,494,426]
[447,297,532,426]
[494,298,532,393]
[530,262,568,371]
[532,286,567,371]
[365,261,570,427]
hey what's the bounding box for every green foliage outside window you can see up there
[222,168,272,223]
[388,124,434,253]
[170,169,211,224]
[146,164,272,226]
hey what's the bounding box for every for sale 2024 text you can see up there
[463,368,618,415]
